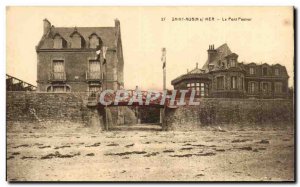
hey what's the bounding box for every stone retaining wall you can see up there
[6,92,93,123]
[165,98,294,130]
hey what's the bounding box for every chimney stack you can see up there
[114,18,121,39]
[207,44,217,63]
[43,18,51,36]
[115,18,120,29]
[196,62,198,68]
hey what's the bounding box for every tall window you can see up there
[262,82,269,93]
[250,67,255,75]
[241,77,244,89]
[200,83,205,97]
[230,58,236,67]
[217,76,224,90]
[52,60,64,80]
[274,68,279,76]
[231,76,237,89]
[274,82,282,93]
[263,67,268,76]
[249,82,256,93]
[89,60,101,79]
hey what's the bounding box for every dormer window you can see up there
[71,33,82,48]
[250,67,255,75]
[230,58,236,67]
[70,29,84,49]
[225,53,238,68]
[89,33,101,49]
[53,34,63,49]
[263,67,268,76]
[275,68,279,76]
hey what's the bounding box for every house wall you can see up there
[172,68,289,98]
[210,71,245,98]
[244,78,289,98]
[37,50,120,92]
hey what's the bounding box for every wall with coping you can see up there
[6,92,95,123]
[165,98,294,130]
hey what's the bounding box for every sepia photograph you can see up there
[6,6,294,182]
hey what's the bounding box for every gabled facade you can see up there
[36,19,124,92]
[171,43,289,99]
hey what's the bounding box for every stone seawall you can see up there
[7,92,294,131]
[6,92,95,123]
[165,98,294,130]
[6,92,137,129]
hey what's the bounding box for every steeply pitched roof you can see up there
[202,43,232,72]
[37,26,117,50]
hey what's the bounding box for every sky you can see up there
[7,6,294,90]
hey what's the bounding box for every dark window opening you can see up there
[217,77,224,90]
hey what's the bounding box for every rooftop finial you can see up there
[196,62,198,68]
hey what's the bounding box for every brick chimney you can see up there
[207,44,217,63]
[115,18,121,35]
[43,18,51,35]
[115,18,120,28]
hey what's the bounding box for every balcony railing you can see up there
[48,72,66,82]
[86,71,102,81]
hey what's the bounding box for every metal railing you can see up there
[48,72,66,81]
[86,71,101,81]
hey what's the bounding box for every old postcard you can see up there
[6,6,294,182]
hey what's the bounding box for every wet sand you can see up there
[7,122,294,181]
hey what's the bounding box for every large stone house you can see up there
[36,19,124,92]
[171,44,289,98]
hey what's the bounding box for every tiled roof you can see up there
[202,43,232,72]
[188,68,205,74]
[38,26,117,49]
[171,73,211,85]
